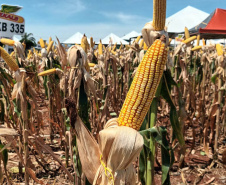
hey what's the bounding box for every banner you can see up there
[0,12,25,37]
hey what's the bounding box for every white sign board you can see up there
[0,12,25,38]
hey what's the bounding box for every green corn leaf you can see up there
[0,143,8,169]
[140,126,174,185]
[0,100,4,124]
[161,71,185,146]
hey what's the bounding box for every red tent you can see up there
[190,8,226,38]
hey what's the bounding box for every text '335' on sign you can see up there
[0,12,25,37]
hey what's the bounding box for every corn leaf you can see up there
[140,126,174,185]
[0,142,8,169]
[161,70,185,146]
[0,100,4,124]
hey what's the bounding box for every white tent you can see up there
[63,32,84,44]
[166,6,209,34]
[121,31,141,41]
[100,33,129,45]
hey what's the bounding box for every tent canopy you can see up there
[63,32,85,44]
[100,33,129,45]
[121,31,141,41]
[166,6,209,37]
[190,8,226,39]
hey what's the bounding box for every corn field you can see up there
[0,1,226,185]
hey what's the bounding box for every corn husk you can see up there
[75,117,143,184]
[142,21,169,47]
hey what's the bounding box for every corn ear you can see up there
[22,42,26,50]
[49,37,52,44]
[0,47,19,71]
[0,38,15,46]
[111,50,116,55]
[143,42,148,50]
[88,63,96,67]
[183,36,197,44]
[94,50,98,58]
[98,40,103,55]
[81,34,89,53]
[196,34,200,46]
[10,51,15,57]
[139,39,144,49]
[184,27,190,40]
[153,0,166,31]
[39,38,45,48]
[202,38,206,46]
[118,39,168,130]
[216,44,223,56]
[192,46,202,51]
[47,40,54,54]
[38,68,56,76]
[90,37,95,48]
[119,43,123,50]
[135,35,141,43]
[112,43,117,51]
[125,45,130,50]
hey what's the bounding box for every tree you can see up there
[20,32,36,50]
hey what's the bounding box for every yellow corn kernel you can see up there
[118,39,168,130]
[39,38,45,48]
[192,46,202,51]
[216,44,223,56]
[38,68,56,76]
[98,40,103,55]
[153,0,166,31]
[0,38,15,46]
[196,34,200,46]
[0,47,19,71]
[184,27,190,40]
[47,40,54,54]
[183,36,197,44]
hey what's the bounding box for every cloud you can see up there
[100,12,149,23]
[53,0,85,14]
[34,0,86,16]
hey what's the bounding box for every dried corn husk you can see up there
[142,21,169,47]
[75,117,143,185]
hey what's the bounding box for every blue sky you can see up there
[2,0,226,42]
